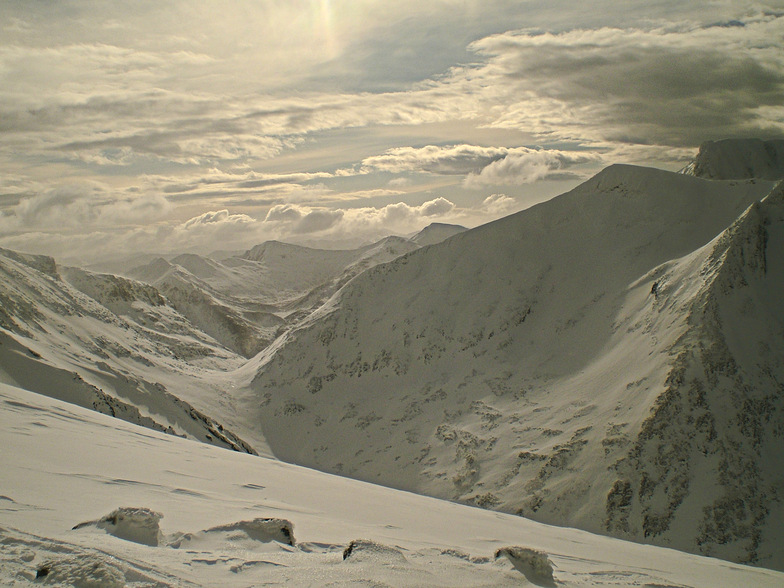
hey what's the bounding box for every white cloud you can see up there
[361,144,600,185]
[265,204,302,223]
[182,210,254,229]
[292,209,345,234]
[465,148,600,187]
[260,197,458,240]
[388,177,410,187]
[361,145,509,175]
[1,183,170,231]
[482,193,516,215]
[420,197,455,216]
[2,3,783,263]
[463,15,784,145]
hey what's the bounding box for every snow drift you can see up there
[3,382,781,586]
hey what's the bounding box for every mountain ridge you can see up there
[681,138,784,180]
[245,164,783,568]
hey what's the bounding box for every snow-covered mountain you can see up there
[681,138,784,180]
[246,164,784,568]
[2,143,783,581]
[0,227,454,450]
[0,247,262,454]
[126,237,422,357]
[410,222,467,246]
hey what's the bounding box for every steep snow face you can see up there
[240,241,371,296]
[60,266,166,319]
[2,383,782,587]
[0,248,263,455]
[682,138,784,180]
[247,165,781,567]
[608,182,784,566]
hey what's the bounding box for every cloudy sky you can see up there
[1,1,783,264]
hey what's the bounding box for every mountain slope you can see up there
[608,182,784,565]
[410,222,467,246]
[245,165,782,567]
[682,138,784,180]
[0,248,262,454]
[2,382,782,587]
[127,238,420,357]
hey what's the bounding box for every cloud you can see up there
[361,145,508,175]
[464,14,784,145]
[420,197,455,216]
[387,177,410,187]
[264,203,346,234]
[482,193,516,215]
[1,183,170,231]
[260,197,458,240]
[362,144,600,183]
[2,3,784,264]
[361,144,599,185]
[265,204,302,223]
[182,209,254,229]
[293,209,345,234]
[3,7,782,177]
[465,148,600,187]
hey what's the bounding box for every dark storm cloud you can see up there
[467,15,784,146]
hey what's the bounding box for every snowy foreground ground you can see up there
[1,383,781,587]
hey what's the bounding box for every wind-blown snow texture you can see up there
[248,164,784,569]
[2,383,782,587]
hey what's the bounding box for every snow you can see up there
[0,246,266,455]
[681,138,784,180]
[1,146,783,583]
[495,547,556,587]
[244,165,783,567]
[123,237,423,357]
[2,382,782,587]
[410,222,468,246]
[74,507,165,547]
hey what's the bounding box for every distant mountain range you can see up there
[125,224,466,357]
[1,139,781,570]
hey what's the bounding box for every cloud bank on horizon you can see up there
[1,1,783,262]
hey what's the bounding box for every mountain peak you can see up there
[681,138,784,180]
[0,247,59,278]
[242,240,314,262]
[410,222,467,246]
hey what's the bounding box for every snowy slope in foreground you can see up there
[1,384,782,587]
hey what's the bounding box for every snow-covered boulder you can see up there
[73,507,163,546]
[495,546,556,587]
